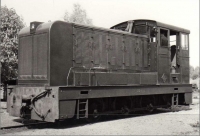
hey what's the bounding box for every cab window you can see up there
[160,29,168,47]
[134,25,147,35]
[181,33,189,50]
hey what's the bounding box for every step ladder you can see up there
[171,93,179,111]
[77,99,88,119]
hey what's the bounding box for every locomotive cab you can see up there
[111,19,190,85]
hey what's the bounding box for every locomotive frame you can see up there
[7,19,192,122]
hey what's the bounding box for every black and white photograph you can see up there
[0,0,199,135]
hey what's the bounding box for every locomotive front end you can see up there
[7,21,64,122]
[7,86,59,122]
[7,21,75,122]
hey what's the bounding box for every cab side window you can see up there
[181,34,189,50]
[160,29,168,47]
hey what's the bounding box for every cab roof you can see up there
[111,19,190,34]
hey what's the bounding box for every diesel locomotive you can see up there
[7,19,192,122]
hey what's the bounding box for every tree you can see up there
[190,65,199,80]
[64,3,93,25]
[190,65,194,78]
[193,66,200,79]
[0,6,25,83]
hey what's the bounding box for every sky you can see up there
[1,0,199,67]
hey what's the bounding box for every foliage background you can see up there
[0,6,25,83]
[190,66,199,89]
[63,3,93,25]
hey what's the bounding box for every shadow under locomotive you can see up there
[21,109,170,130]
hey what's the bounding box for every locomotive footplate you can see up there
[58,84,192,101]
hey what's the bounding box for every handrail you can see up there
[66,66,86,86]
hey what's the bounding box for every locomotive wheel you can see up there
[140,96,155,113]
[113,97,132,117]
[162,95,172,108]
[86,99,104,123]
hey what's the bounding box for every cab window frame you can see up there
[180,33,189,50]
[159,28,169,47]
[133,25,148,35]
